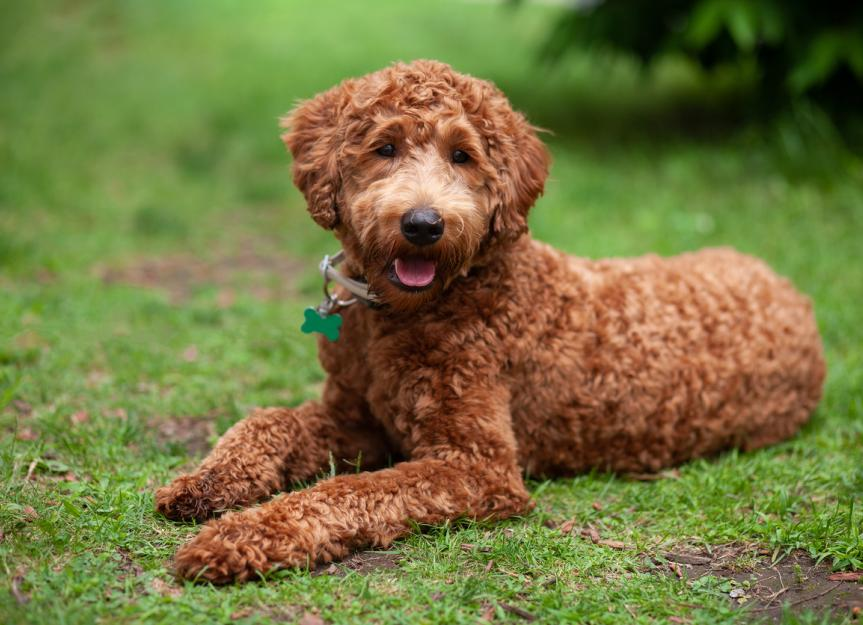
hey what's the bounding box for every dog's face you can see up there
[282,60,549,311]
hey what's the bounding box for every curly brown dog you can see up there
[155,60,825,583]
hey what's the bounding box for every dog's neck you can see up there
[318,250,379,307]
[313,236,528,319]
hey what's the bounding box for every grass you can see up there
[1,1,862,623]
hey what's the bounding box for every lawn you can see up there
[1,1,862,624]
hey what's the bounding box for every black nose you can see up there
[400,207,444,246]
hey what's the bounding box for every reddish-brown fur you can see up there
[155,60,825,583]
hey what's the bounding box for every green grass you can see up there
[1,1,862,623]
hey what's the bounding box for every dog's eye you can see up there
[376,144,396,157]
[452,150,470,164]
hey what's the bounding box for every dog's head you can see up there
[281,60,549,311]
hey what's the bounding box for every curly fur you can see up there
[155,60,825,583]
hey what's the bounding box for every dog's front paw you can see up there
[173,511,299,584]
[155,471,228,522]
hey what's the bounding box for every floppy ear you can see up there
[280,85,347,229]
[488,110,550,242]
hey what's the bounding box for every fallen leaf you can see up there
[580,527,601,544]
[669,562,684,579]
[11,576,29,605]
[828,571,863,582]
[543,519,559,529]
[592,501,603,511]
[483,560,495,573]
[16,427,38,441]
[668,617,690,624]
[230,608,253,620]
[70,410,89,425]
[298,612,326,625]
[22,506,38,521]
[480,601,496,621]
[559,519,576,535]
[149,577,182,598]
[182,345,199,362]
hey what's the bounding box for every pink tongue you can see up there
[394,257,436,287]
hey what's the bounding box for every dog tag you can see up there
[301,307,342,341]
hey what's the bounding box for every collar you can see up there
[316,250,379,314]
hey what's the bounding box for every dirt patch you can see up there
[149,415,217,457]
[100,249,306,304]
[653,545,863,622]
[114,548,144,581]
[313,551,401,577]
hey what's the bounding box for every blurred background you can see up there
[1,0,862,414]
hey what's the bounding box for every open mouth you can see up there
[389,256,437,291]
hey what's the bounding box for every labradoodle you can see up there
[155,60,825,583]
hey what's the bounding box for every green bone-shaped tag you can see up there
[301,307,342,341]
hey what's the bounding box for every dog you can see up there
[155,60,826,583]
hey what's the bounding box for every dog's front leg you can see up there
[172,392,532,583]
[155,393,385,521]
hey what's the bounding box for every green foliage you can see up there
[541,0,863,107]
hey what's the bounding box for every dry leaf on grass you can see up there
[149,577,182,598]
[70,410,89,425]
[16,427,38,441]
[298,612,327,625]
[828,571,862,582]
[480,601,496,621]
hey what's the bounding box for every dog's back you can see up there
[499,242,825,475]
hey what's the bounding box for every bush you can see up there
[540,0,863,111]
